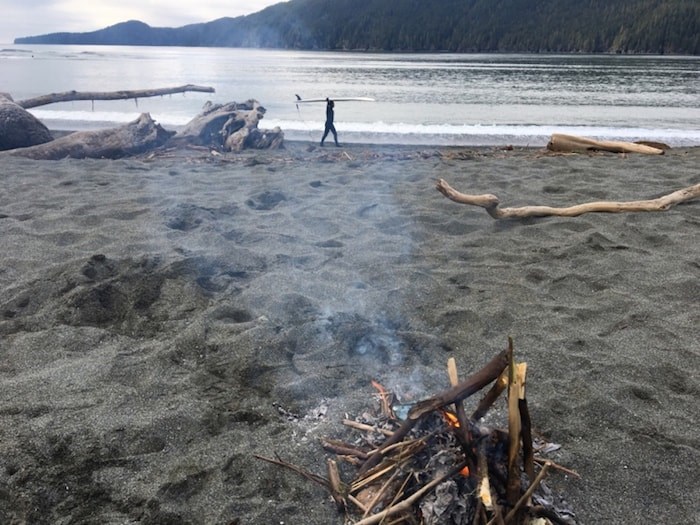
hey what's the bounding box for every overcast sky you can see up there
[1,0,285,44]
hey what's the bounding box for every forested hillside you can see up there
[15,0,700,54]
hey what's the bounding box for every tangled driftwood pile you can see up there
[0,85,284,159]
[258,340,577,524]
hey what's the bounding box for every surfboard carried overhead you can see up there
[294,95,375,103]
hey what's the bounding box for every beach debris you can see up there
[256,339,578,524]
[546,133,666,155]
[436,179,700,219]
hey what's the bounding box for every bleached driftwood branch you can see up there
[546,133,666,155]
[436,179,700,219]
[16,84,215,109]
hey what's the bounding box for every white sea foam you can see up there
[32,109,700,147]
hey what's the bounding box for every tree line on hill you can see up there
[15,0,700,55]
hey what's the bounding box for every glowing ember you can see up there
[371,379,394,418]
[441,409,460,428]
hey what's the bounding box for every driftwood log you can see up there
[1,113,175,160]
[15,84,215,109]
[436,179,700,219]
[547,133,666,155]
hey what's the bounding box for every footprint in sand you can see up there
[245,190,287,210]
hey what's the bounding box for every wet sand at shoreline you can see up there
[0,142,698,524]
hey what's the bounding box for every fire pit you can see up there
[257,339,577,524]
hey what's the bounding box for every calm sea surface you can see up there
[2,45,699,146]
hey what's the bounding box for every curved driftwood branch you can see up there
[436,179,700,219]
[17,84,215,109]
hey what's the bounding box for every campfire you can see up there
[257,339,577,524]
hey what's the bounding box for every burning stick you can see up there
[446,356,476,475]
[359,349,509,475]
[472,370,509,421]
[371,379,394,419]
[506,341,526,505]
[409,349,509,419]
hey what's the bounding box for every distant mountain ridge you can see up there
[14,0,700,54]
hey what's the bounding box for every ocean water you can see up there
[1,45,699,147]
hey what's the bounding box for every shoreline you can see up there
[0,144,698,523]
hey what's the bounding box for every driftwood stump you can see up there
[173,99,284,152]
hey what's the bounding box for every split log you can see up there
[436,179,700,219]
[547,133,665,155]
[0,113,174,160]
[16,84,215,109]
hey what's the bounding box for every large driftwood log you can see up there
[1,113,174,160]
[547,133,665,155]
[436,179,700,219]
[16,84,215,109]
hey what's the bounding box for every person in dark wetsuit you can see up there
[320,98,339,146]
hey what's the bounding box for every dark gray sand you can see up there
[0,143,698,524]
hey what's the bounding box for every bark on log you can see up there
[0,113,174,160]
[547,133,665,155]
[436,179,700,219]
[16,84,215,109]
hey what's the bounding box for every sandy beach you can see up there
[0,141,698,524]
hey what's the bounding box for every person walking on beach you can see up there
[321,98,340,147]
